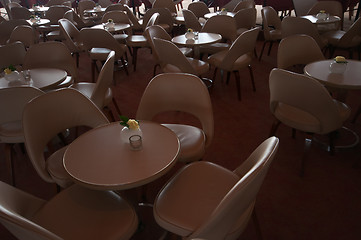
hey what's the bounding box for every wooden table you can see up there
[0,68,67,90]
[63,121,180,191]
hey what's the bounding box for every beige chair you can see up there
[269,68,350,174]
[23,88,110,188]
[153,136,279,240]
[182,9,202,32]
[200,15,238,56]
[234,7,257,36]
[307,0,343,30]
[153,38,209,77]
[142,8,173,33]
[63,9,95,29]
[58,18,84,67]
[126,12,160,71]
[23,41,77,90]
[79,27,129,81]
[71,51,122,121]
[101,10,132,44]
[41,5,72,41]
[281,16,328,50]
[232,0,255,12]
[144,25,192,76]
[121,4,143,32]
[136,73,214,163]
[0,181,138,240]
[0,87,44,186]
[0,19,30,45]
[208,27,260,101]
[9,6,32,20]
[259,6,282,61]
[8,25,37,48]
[188,1,210,20]
[277,34,325,72]
[322,17,361,59]
[0,41,26,70]
[78,0,98,22]
[152,0,177,14]
[292,0,317,16]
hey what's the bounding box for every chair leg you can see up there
[252,209,263,240]
[120,57,129,76]
[352,104,361,123]
[132,47,138,71]
[329,131,336,155]
[259,41,268,61]
[248,65,256,91]
[267,41,273,56]
[269,119,280,137]
[4,143,15,186]
[91,60,96,83]
[301,133,313,177]
[234,70,241,101]
[75,52,79,68]
[226,71,231,85]
[112,97,122,117]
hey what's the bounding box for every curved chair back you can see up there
[201,15,237,43]
[91,51,115,108]
[269,68,345,134]
[153,38,197,74]
[189,136,279,239]
[0,19,30,45]
[101,10,131,24]
[152,0,177,14]
[45,5,72,24]
[9,25,37,48]
[63,9,88,29]
[218,27,260,70]
[277,34,325,70]
[188,1,210,19]
[261,6,282,41]
[281,16,327,49]
[234,7,257,33]
[105,3,126,12]
[0,41,26,70]
[233,0,255,12]
[337,17,361,47]
[292,0,317,16]
[23,41,77,80]
[136,73,214,148]
[78,0,96,20]
[10,6,32,20]
[143,8,171,32]
[144,25,171,62]
[23,88,109,183]
[121,4,142,31]
[58,18,81,53]
[182,9,202,32]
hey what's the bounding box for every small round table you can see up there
[63,121,180,191]
[204,12,235,19]
[300,15,341,25]
[91,23,132,33]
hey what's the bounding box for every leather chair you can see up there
[152,0,177,14]
[234,7,257,36]
[23,88,110,188]
[182,9,203,32]
[63,9,95,29]
[136,73,214,163]
[0,41,26,70]
[101,10,132,45]
[8,25,37,48]
[0,19,30,45]
[9,6,32,20]
[208,27,260,101]
[188,1,210,20]
[232,0,255,12]
[0,181,138,240]
[153,136,279,240]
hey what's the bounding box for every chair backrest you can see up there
[0,180,61,240]
[232,0,255,12]
[277,34,325,70]
[152,0,177,14]
[10,6,31,20]
[91,51,115,108]
[78,0,96,19]
[292,0,317,16]
[23,41,77,79]
[281,16,327,49]
[136,73,214,148]
[9,25,37,48]
[201,15,237,42]
[337,17,361,47]
[79,27,126,60]
[46,0,72,7]
[0,19,30,45]
[182,9,202,32]
[307,1,343,18]
[98,0,113,7]
[269,68,344,134]
[58,18,81,53]
[121,4,142,31]
[188,1,210,19]
[234,7,256,30]
[0,87,44,137]
[153,38,197,74]
[188,136,279,239]
[218,27,260,70]
[45,5,72,24]
[261,6,282,41]
[0,41,26,70]
[144,25,171,62]
[105,3,126,12]
[101,10,131,24]
[142,8,170,31]
[63,9,87,29]
[23,88,109,183]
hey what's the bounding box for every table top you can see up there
[204,11,235,19]
[172,32,222,47]
[0,68,67,90]
[84,7,106,13]
[63,121,180,191]
[304,59,361,90]
[300,15,341,25]
[26,18,50,26]
[29,6,49,12]
[91,23,131,33]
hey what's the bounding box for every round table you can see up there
[63,121,180,191]
[0,68,67,90]
[300,15,341,25]
[26,18,50,27]
[204,11,235,19]
[91,23,132,33]
[84,7,107,14]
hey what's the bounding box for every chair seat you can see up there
[46,30,64,41]
[46,146,73,188]
[274,100,350,134]
[70,82,113,108]
[269,29,282,41]
[113,33,128,44]
[162,124,205,162]
[154,161,241,236]
[0,120,23,143]
[126,35,148,47]
[200,42,230,55]
[208,50,253,71]
[89,47,112,61]
[32,184,138,240]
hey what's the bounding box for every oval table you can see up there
[0,68,67,90]
[63,121,180,191]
